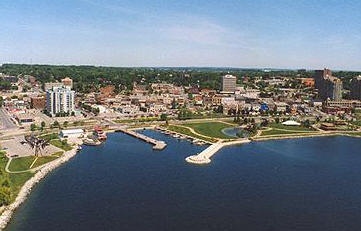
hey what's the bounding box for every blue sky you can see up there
[1,0,361,70]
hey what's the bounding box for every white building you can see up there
[59,129,84,138]
[46,86,75,116]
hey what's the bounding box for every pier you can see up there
[185,139,250,165]
[155,127,213,145]
[116,127,167,150]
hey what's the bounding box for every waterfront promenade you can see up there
[0,147,79,230]
[186,139,251,165]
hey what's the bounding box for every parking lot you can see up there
[1,135,62,157]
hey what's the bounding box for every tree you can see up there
[30,123,36,131]
[261,119,269,127]
[171,98,177,109]
[53,120,60,128]
[63,121,69,128]
[40,121,46,131]
[0,187,11,206]
[275,117,280,124]
[160,113,168,121]
[302,119,311,128]
[61,139,67,146]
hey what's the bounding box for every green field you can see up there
[268,123,315,131]
[0,151,34,204]
[8,152,62,172]
[167,125,216,142]
[181,122,235,139]
[50,139,73,151]
[39,133,58,140]
[351,120,361,126]
[260,129,313,136]
[8,157,35,172]
[344,132,361,137]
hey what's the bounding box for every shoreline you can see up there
[252,132,361,142]
[0,127,359,229]
[0,147,79,230]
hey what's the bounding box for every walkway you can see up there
[185,139,251,165]
[5,158,44,174]
[175,124,218,142]
[116,127,166,150]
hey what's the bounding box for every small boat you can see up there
[83,138,102,146]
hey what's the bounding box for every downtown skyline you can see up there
[1,0,361,70]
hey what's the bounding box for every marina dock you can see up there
[185,139,250,165]
[116,127,167,150]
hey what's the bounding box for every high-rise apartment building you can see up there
[221,74,237,93]
[351,76,361,100]
[314,68,342,101]
[46,86,75,116]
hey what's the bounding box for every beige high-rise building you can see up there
[221,74,237,93]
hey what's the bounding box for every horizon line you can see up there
[1,62,361,72]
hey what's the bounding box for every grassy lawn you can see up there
[9,172,34,200]
[8,156,35,172]
[115,117,160,123]
[167,125,216,143]
[31,152,63,169]
[0,151,34,203]
[8,152,63,172]
[260,129,315,136]
[182,122,235,139]
[351,120,361,126]
[50,139,73,151]
[39,132,58,140]
[343,132,361,137]
[268,123,315,131]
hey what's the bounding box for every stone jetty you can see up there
[185,139,251,165]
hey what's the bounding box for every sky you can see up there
[1,0,361,70]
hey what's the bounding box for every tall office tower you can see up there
[221,74,237,93]
[313,68,343,100]
[351,76,361,100]
[46,86,75,116]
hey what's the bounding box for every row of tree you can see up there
[0,64,328,93]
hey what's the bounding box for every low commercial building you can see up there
[324,100,361,109]
[30,96,46,110]
[15,113,34,123]
[59,129,84,138]
[320,123,336,131]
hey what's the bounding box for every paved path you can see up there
[175,124,218,142]
[5,158,44,174]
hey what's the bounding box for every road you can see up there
[0,108,17,130]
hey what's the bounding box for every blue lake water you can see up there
[6,131,361,231]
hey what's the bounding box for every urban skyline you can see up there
[1,0,361,70]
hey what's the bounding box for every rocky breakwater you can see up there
[0,148,79,230]
[186,139,251,165]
